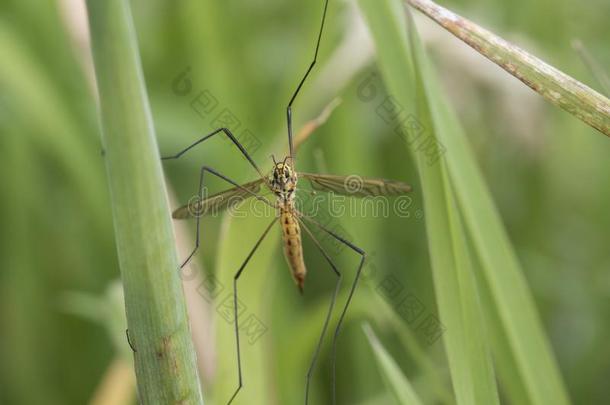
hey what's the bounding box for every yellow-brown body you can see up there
[280,203,306,292]
[269,160,307,292]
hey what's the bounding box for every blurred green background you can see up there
[0,0,609,404]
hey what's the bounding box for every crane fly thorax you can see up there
[269,161,297,202]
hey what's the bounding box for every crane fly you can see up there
[171,159,411,291]
[162,0,412,403]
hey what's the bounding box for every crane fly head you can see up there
[269,156,297,200]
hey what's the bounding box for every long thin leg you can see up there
[298,219,342,405]
[298,213,366,404]
[180,165,275,269]
[228,217,279,405]
[162,127,265,179]
[286,0,330,160]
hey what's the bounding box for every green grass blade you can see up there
[441,166,500,404]
[85,0,204,403]
[363,323,424,405]
[405,9,572,405]
[357,1,571,404]
[407,0,610,137]
[358,1,500,404]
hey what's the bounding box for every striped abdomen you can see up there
[280,209,307,293]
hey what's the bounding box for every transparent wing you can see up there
[172,178,266,219]
[300,173,412,197]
